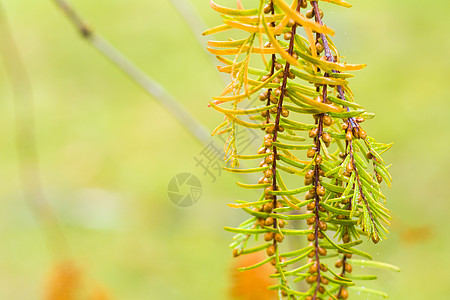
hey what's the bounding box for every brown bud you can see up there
[305,191,315,200]
[366,152,373,159]
[273,87,281,97]
[269,94,278,104]
[320,263,327,272]
[264,232,274,241]
[318,231,324,239]
[300,0,308,9]
[352,127,360,139]
[278,219,286,228]
[316,42,324,53]
[306,9,314,19]
[304,177,313,185]
[265,154,274,164]
[345,263,353,273]
[315,155,323,165]
[275,63,283,70]
[319,205,327,212]
[270,257,277,266]
[318,247,327,256]
[372,234,380,244]
[307,232,316,242]
[264,169,273,178]
[263,3,272,14]
[346,131,353,141]
[342,234,350,243]
[359,129,367,139]
[323,115,332,126]
[287,71,295,79]
[335,260,343,268]
[309,263,318,274]
[265,217,274,226]
[344,253,353,259]
[264,185,273,194]
[263,177,272,184]
[318,285,325,294]
[318,220,327,231]
[275,233,284,243]
[322,132,332,144]
[306,275,317,283]
[281,108,290,117]
[284,32,292,40]
[264,139,273,148]
[265,125,275,134]
[340,288,349,299]
[346,162,353,173]
[306,216,316,225]
[308,250,316,258]
[306,201,315,211]
[309,127,319,138]
[259,91,268,101]
[305,169,315,179]
[287,18,296,27]
[342,122,349,130]
[257,147,267,154]
[316,185,325,196]
[266,244,276,256]
[307,148,316,158]
[263,202,274,213]
[356,117,365,123]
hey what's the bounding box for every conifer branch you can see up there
[206,0,396,298]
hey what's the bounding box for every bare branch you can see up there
[0,1,69,257]
[51,0,211,146]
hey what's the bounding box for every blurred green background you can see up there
[0,0,449,299]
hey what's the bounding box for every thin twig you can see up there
[52,0,211,146]
[0,1,69,258]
